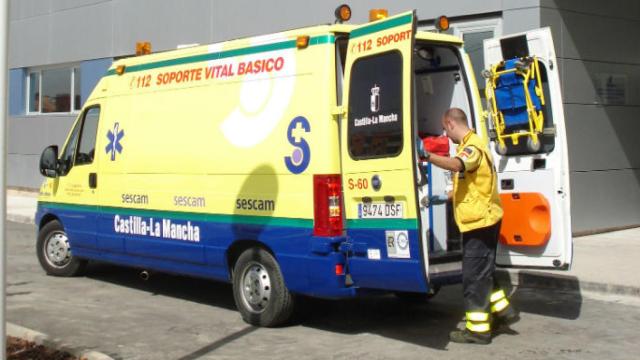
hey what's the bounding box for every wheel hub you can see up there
[45,231,71,268]
[240,262,272,313]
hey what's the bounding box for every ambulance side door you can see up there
[482,28,572,269]
[52,104,103,250]
[340,11,428,292]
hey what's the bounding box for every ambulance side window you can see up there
[348,51,403,159]
[58,120,82,176]
[75,106,100,166]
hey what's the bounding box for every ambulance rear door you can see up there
[339,11,428,292]
[482,28,572,269]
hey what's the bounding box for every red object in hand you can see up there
[422,136,450,157]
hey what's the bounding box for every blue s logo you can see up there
[284,116,311,174]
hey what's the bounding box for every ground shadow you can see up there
[295,287,465,351]
[496,270,583,320]
[84,262,237,311]
[83,262,585,352]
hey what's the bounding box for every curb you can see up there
[6,214,35,225]
[496,268,640,298]
[6,323,114,360]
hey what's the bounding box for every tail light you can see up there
[313,174,344,237]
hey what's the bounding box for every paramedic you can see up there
[420,108,519,345]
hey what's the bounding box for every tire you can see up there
[232,247,295,327]
[36,220,87,277]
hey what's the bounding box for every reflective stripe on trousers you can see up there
[490,289,510,313]
[466,311,491,333]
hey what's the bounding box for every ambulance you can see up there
[36,7,572,327]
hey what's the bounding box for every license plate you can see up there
[358,202,404,219]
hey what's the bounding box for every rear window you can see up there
[348,51,403,159]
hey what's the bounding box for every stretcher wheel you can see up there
[495,142,508,155]
[526,137,541,153]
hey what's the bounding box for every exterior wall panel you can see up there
[80,57,113,106]
[570,170,640,232]
[564,104,640,172]
[49,1,114,65]
[9,68,25,116]
[541,0,640,231]
[113,0,213,57]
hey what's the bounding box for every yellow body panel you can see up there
[40,27,342,222]
[38,17,473,225]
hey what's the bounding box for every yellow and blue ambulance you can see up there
[36,8,572,326]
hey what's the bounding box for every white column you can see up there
[0,0,9,357]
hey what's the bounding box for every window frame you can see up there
[57,104,101,176]
[74,105,101,167]
[25,64,82,115]
[347,50,405,161]
[58,117,83,176]
[452,17,502,97]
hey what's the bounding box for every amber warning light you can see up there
[136,41,152,56]
[115,65,126,75]
[436,15,450,31]
[296,35,310,49]
[335,4,352,23]
[369,9,389,22]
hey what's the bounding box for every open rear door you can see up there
[340,11,428,292]
[483,28,572,269]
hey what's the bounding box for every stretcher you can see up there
[484,56,545,154]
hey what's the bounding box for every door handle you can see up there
[89,173,97,189]
[501,179,514,190]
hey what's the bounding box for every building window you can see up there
[452,18,502,99]
[27,66,81,114]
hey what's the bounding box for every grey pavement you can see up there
[7,221,640,359]
[6,189,37,224]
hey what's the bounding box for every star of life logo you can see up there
[106,122,124,161]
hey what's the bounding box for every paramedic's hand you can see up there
[420,194,449,208]
[416,139,431,160]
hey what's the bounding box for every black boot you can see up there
[449,329,491,345]
[493,305,520,328]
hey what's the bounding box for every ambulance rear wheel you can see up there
[36,220,87,277]
[232,247,295,327]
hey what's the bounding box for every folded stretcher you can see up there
[484,56,546,154]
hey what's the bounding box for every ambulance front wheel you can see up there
[36,220,87,277]
[232,247,295,327]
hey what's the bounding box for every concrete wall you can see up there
[8,114,75,188]
[9,0,504,68]
[540,0,640,231]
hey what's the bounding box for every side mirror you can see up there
[40,145,59,178]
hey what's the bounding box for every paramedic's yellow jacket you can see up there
[453,131,503,232]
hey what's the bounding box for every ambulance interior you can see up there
[413,43,475,272]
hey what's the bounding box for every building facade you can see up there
[7,0,640,233]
